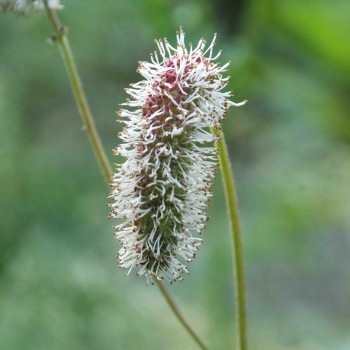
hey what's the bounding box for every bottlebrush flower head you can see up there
[0,0,62,15]
[109,28,246,284]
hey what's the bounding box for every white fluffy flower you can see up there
[109,28,245,284]
[1,0,62,15]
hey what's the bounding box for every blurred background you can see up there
[1,0,350,349]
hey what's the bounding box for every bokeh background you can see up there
[1,0,350,349]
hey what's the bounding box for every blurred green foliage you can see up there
[1,0,350,349]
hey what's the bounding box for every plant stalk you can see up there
[43,3,208,349]
[156,280,208,350]
[44,4,111,182]
[211,127,248,350]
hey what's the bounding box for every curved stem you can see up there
[155,280,208,350]
[43,3,208,349]
[211,127,248,350]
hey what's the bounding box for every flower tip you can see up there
[228,99,247,107]
[176,27,184,35]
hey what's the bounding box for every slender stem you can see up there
[43,3,208,349]
[44,3,112,182]
[155,280,208,350]
[211,127,248,350]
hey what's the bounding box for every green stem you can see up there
[43,3,208,349]
[155,280,208,350]
[43,5,112,182]
[211,127,248,350]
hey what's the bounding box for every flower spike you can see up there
[109,28,245,284]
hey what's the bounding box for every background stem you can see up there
[43,3,208,349]
[211,127,248,350]
[44,6,112,182]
